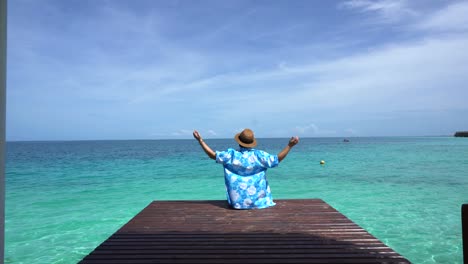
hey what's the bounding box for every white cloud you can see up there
[344,128,358,135]
[415,1,468,32]
[295,124,336,136]
[207,130,217,136]
[292,35,468,112]
[339,0,416,23]
[203,7,258,41]
[175,33,468,120]
[232,128,244,135]
[295,124,318,134]
[171,129,193,136]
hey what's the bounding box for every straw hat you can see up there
[234,128,257,148]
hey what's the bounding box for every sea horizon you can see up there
[5,134,458,143]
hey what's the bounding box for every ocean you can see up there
[5,137,468,263]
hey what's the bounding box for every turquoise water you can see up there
[5,137,468,263]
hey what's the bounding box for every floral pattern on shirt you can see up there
[216,147,279,209]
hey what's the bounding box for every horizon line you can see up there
[6,135,455,143]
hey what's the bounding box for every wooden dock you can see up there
[80,199,411,263]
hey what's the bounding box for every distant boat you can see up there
[343,139,350,142]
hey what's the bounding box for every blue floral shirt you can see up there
[215,147,279,209]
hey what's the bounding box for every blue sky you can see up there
[7,0,468,140]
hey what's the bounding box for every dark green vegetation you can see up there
[454,131,468,137]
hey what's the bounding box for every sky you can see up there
[6,0,468,140]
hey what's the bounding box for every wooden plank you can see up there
[80,199,411,263]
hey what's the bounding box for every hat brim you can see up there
[234,133,257,148]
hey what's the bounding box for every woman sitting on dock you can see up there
[193,129,299,209]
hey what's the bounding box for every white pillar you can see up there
[0,0,6,263]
